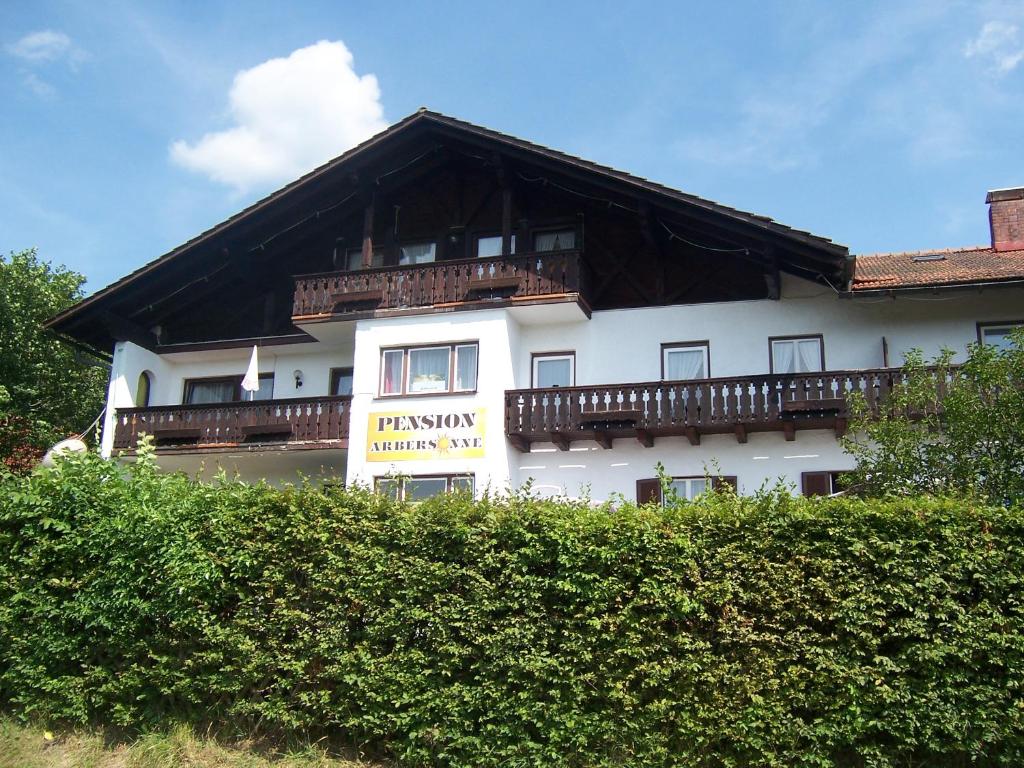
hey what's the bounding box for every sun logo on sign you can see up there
[436,434,452,455]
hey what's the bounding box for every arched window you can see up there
[136,371,152,407]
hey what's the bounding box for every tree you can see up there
[842,328,1024,504]
[0,249,107,472]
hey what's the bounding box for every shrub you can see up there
[1,452,1022,766]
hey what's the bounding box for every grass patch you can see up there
[0,719,386,768]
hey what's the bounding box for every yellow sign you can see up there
[366,408,486,462]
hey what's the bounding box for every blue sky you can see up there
[2,1,1023,291]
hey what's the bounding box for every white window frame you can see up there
[375,474,475,501]
[532,353,575,388]
[662,342,710,381]
[770,336,824,374]
[978,322,1023,351]
[378,342,479,397]
[666,476,708,504]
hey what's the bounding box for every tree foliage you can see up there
[2,450,1022,766]
[843,329,1024,504]
[0,249,107,470]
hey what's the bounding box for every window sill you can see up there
[374,390,479,401]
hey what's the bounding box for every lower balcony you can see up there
[504,368,916,451]
[112,396,352,455]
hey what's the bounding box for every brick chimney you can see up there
[986,187,1024,252]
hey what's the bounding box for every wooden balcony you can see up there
[292,249,589,320]
[504,368,927,451]
[112,396,352,454]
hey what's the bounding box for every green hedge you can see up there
[1,452,1022,767]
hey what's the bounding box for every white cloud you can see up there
[964,21,1024,74]
[22,72,56,99]
[674,6,947,170]
[170,40,388,193]
[6,29,71,61]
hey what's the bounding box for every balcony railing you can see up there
[292,249,587,319]
[112,395,353,453]
[505,368,937,451]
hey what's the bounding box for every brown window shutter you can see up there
[801,471,833,497]
[712,476,738,492]
[636,478,663,505]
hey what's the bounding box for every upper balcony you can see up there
[504,367,928,452]
[112,395,352,455]
[292,249,590,324]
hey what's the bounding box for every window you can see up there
[476,234,516,257]
[379,343,478,396]
[136,371,152,407]
[329,367,353,396]
[533,229,575,251]
[978,322,1023,352]
[345,248,384,271]
[399,242,436,265]
[183,374,274,404]
[375,474,475,501]
[770,336,824,374]
[532,352,575,388]
[662,342,710,380]
[636,475,737,505]
[801,471,844,497]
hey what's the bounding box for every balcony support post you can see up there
[635,428,654,448]
[550,432,570,451]
[361,190,376,268]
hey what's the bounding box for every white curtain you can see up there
[665,348,706,380]
[455,345,478,390]
[408,348,450,392]
[796,339,822,372]
[399,242,436,265]
[187,380,236,404]
[773,341,796,374]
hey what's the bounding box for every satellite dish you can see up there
[41,437,88,468]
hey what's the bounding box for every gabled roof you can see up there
[851,245,1024,291]
[47,108,850,344]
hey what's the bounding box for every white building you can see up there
[47,111,1024,502]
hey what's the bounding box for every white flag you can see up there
[241,345,260,399]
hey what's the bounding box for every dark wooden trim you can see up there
[768,334,826,374]
[976,319,1024,344]
[801,471,840,497]
[112,395,353,453]
[660,340,711,379]
[530,350,576,388]
[636,477,662,505]
[505,366,938,451]
[156,333,313,355]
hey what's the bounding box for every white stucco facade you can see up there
[100,273,1023,500]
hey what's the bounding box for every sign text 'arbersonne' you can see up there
[366,408,486,462]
